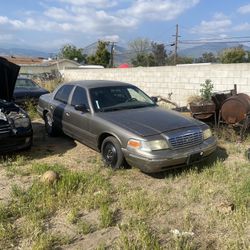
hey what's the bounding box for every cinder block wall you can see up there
[64,63,250,106]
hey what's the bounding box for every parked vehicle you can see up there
[0,57,33,153]
[38,80,217,173]
[14,77,49,105]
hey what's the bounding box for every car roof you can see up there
[65,80,134,89]
[17,76,31,79]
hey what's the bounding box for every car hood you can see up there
[0,57,20,101]
[97,106,204,137]
[14,88,49,97]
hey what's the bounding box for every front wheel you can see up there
[101,136,124,169]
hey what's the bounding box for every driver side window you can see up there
[54,85,74,104]
[71,86,89,108]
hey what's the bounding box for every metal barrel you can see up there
[221,93,250,124]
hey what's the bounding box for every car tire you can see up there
[101,136,124,169]
[44,112,57,137]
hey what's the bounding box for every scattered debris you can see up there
[219,93,250,140]
[216,202,235,214]
[156,95,179,108]
[170,229,194,237]
[41,170,60,184]
[94,191,102,196]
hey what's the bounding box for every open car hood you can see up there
[0,57,20,101]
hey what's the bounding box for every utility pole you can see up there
[109,42,116,68]
[172,24,180,65]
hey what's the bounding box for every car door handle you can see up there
[65,112,70,117]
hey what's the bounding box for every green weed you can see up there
[99,204,114,228]
[121,189,161,217]
[24,100,39,120]
[67,208,80,224]
[117,219,161,250]
[77,220,92,235]
[31,233,70,250]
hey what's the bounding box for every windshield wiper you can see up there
[126,103,156,109]
[100,103,156,112]
[101,106,127,112]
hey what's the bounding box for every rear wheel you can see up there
[44,112,57,136]
[101,136,124,169]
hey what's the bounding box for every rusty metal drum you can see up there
[221,93,250,124]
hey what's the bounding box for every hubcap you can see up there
[46,114,52,126]
[45,113,53,133]
[103,142,117,167]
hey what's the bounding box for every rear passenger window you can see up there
[71,87,89,107]
[54,85,74,104]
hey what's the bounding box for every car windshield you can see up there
[15,79,40,89]
[90,85,156,112]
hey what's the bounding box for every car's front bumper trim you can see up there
[123,136,217,173]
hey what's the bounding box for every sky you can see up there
[0,0,250,52]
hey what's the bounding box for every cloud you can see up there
[120,0,200,21]
[233,22,250,32]
[191,13,232,34]
[58,0,118,8]
[37,38,73,50]
[44,7,71,20]
[237,4,250,14]
[0,0,200,49]
[100,35,120,42]
[0,0,199,34]
[0,33,13,42]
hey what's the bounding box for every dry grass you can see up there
[38,79,62,92]
[0,121,249,249]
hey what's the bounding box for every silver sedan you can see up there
[37,80,217,173]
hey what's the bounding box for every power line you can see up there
[83,34,250,59]
[181,36,250,43]
[83,41,98,50]
[180,40,250,44]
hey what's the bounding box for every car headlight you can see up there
[203,128,212,140]
[127,139,169,152]
[13,117,30,128]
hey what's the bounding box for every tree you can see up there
[245,51,250,62]
[167,55,193,65]
[131,54,155,67]
[59,44,86,63]
[129,38,153,67]
[129,38,151,54]
[219,46,246,63]
[195,52,217,63]
[151,42,167,66]
[86,41,110,67]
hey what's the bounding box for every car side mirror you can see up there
[151,96,158,103]
[74,104,89,112]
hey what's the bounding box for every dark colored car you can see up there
[37,80,217,173]
[0,57,33,153]
[14,77,49,105]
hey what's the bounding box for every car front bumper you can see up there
[123,136,217,173]
[0,128,33,153]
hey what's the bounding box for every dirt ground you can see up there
[0,118,249,249]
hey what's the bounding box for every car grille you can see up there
[0,123,11,135]
[168,130,203,149]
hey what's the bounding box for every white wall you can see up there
[63,63,250,106]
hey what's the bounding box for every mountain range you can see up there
[0,42,249,64]
[179,42,250,58]
[0,47,51,58]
